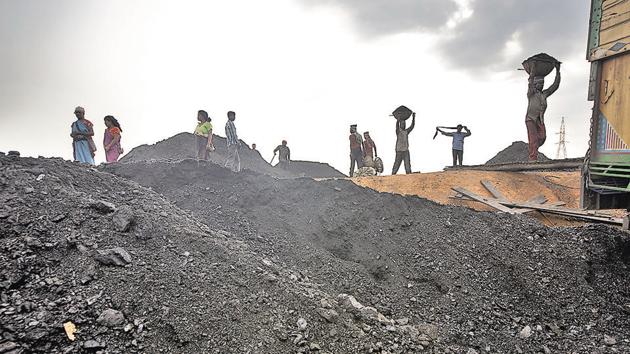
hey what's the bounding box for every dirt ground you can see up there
[353,170,581,208]
[352,170,593,226]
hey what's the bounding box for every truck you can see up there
[581,0,630,209]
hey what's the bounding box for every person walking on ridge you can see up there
[273,140,291,168]
[224,111,241,172]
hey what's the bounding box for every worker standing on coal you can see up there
[348,124,364,177]
[392,112,415,175]
[224,111,241,172]
[524,57,561,161]
[437,124,471,166]
[273,140,291,168]
[362,132,378,163]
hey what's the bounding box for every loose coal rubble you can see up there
[485,141,551,165]
[1,154,629,353]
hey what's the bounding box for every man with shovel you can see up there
[435,125,471,166]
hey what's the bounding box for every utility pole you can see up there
[556,117,568,159]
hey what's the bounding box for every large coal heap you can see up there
[486,141,551,165]
[1,153,629,353]
[120,132,345,179]
[105,159,630,353]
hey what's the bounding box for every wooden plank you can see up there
[451,187,517,214]
[480,180,508,202]
[526,195,548,204]
[498,201,623,224]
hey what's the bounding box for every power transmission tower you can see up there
[555,117,568,159]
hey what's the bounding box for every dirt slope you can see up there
[104,160,630,353]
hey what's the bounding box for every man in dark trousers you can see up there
[392,112,415,174]
[349,124,364,177]
[273,140,291,168]
[437,124,471,166]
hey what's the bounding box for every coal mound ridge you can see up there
[104,159,630,353]
[120,132,345,179]
[486,141,550,165]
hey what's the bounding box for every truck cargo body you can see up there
[582,0,630,209]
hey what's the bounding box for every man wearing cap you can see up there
[273,140,291,168]
[526,62,561,161]
[392,112,416,175]
[437,124,471,166]
[349,124,364,177]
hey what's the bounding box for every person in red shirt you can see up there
[362,132,377,160]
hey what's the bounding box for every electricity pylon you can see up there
[555,117,568,159]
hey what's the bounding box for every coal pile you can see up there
[104,159,630,353]
[0,155,466,353]
[121,132,345,178]
[278,161,345,178]
[486,141,550,165]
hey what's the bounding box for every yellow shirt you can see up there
[194,121,213,137]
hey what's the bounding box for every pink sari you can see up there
[103,127,122,163]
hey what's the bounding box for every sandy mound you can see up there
[486,141,551,165]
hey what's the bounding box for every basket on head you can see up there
[392,105,413,120]
[522,53,560,77]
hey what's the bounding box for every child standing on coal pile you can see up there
[224,111,241,172]
[194,110,214,161]
[437,124,471,166]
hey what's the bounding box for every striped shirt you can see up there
[225,120,238,146]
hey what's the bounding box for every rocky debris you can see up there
[94,247,132,266]
[316,308,339,323]
[7,151,20,157]
[604,334,617,346]
[519,325,532,339]
[89,200,116,213]
[83,340,105,350]
[0,341,18,353]
[97,309,125,327]
[485,141,550,165]
[112,206,135,232]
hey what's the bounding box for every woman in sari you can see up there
[70,106,96,164]
[103,115,123,163]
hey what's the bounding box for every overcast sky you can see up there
[0,0,592,173]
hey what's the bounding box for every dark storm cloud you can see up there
[300,0,589,71]
[300,0,459,36]
[438,0,588,70]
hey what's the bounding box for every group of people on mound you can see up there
[349,107,472,177]
[194,109,291,173]
[71,106,123,165]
